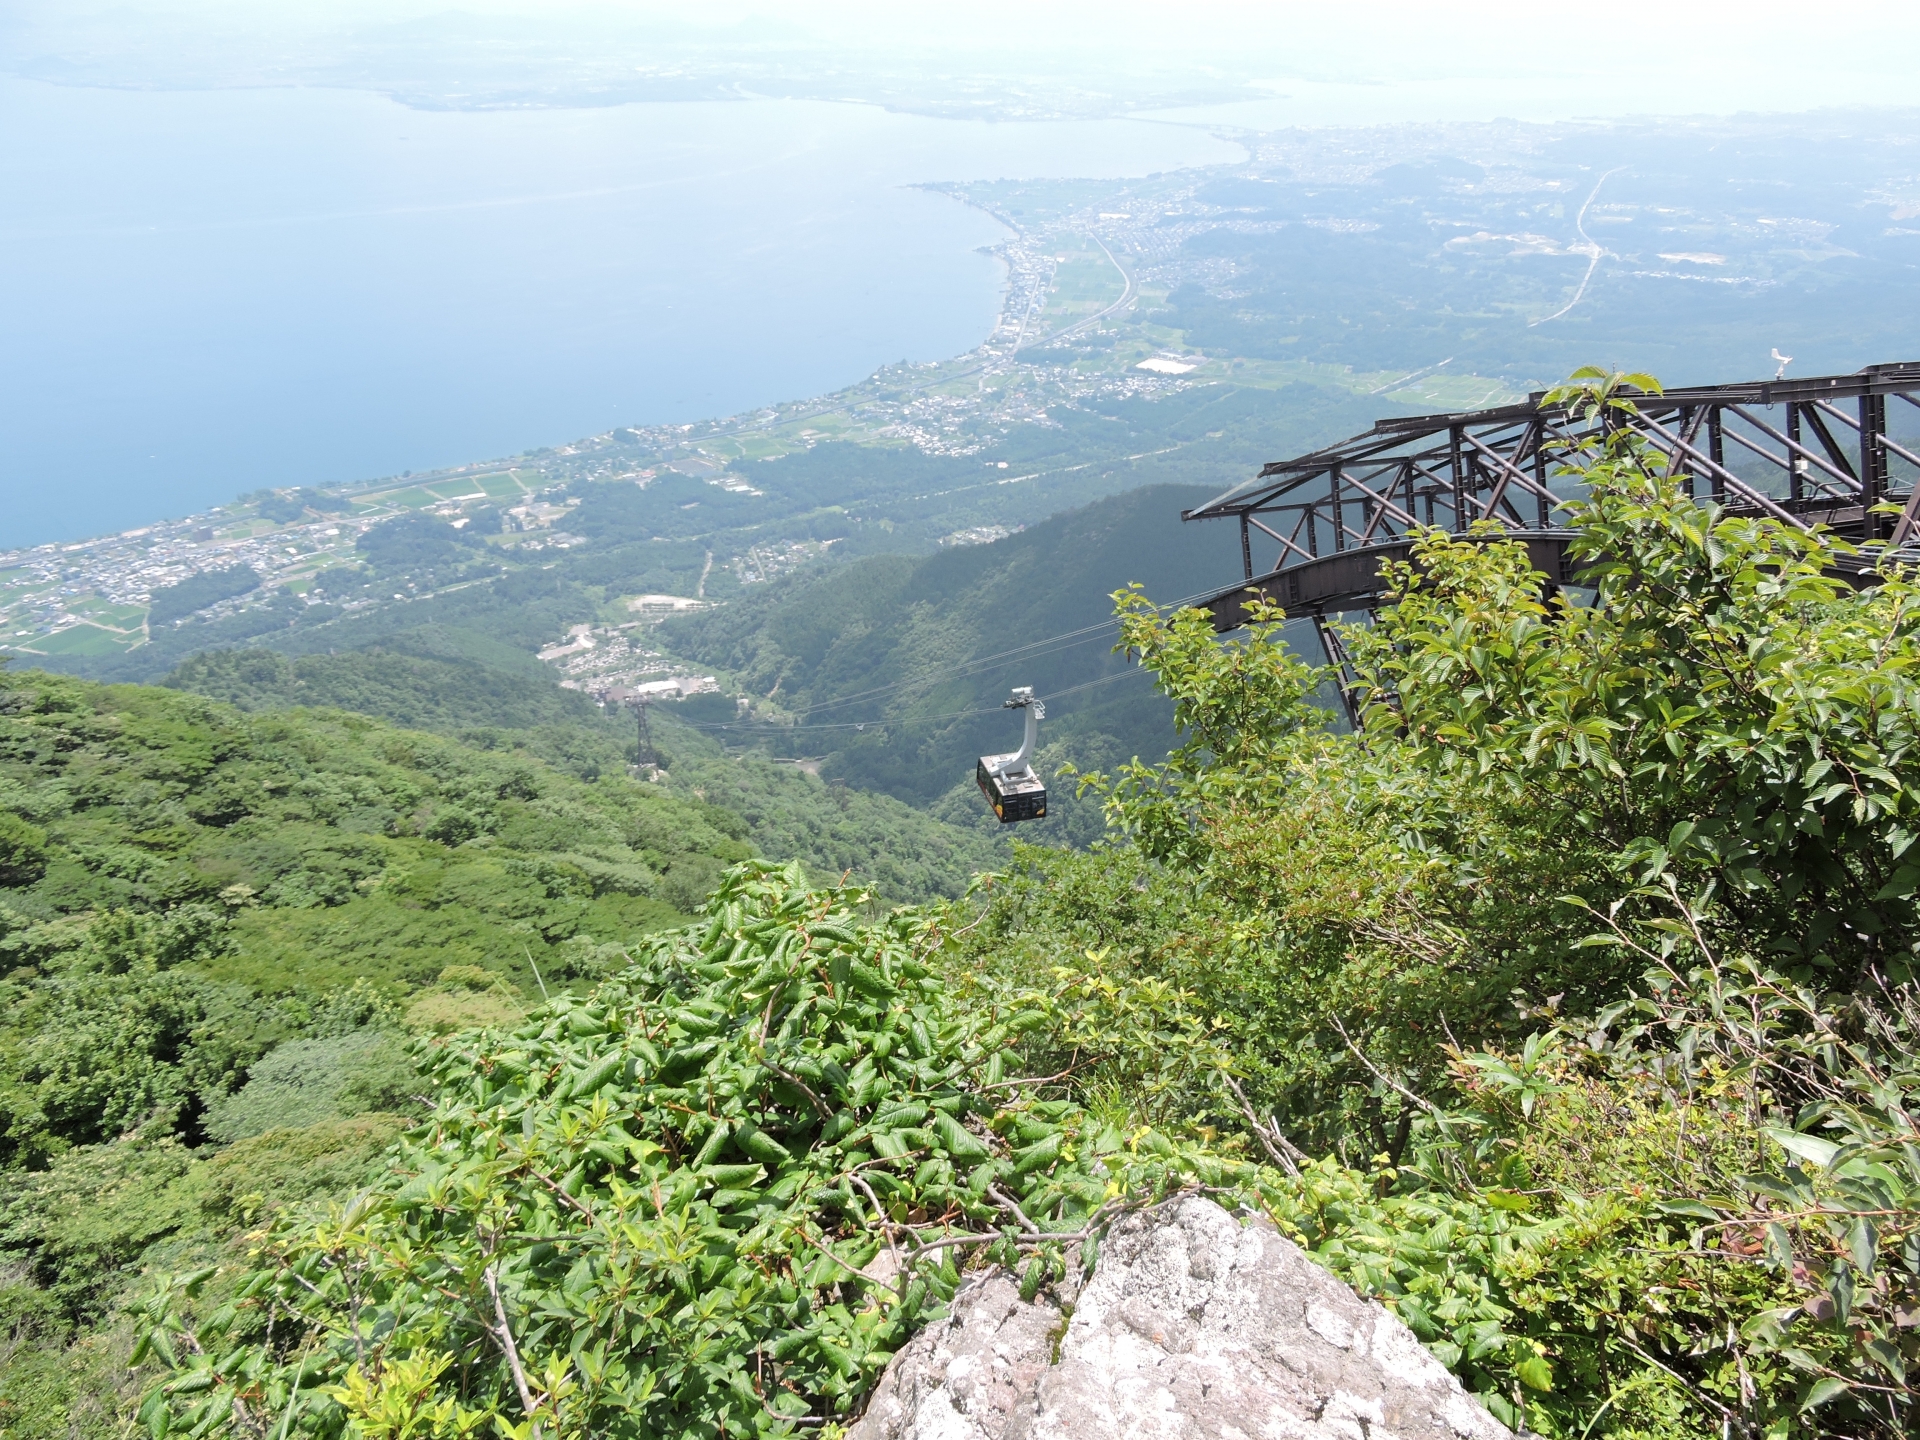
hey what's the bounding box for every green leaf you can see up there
[1800,1377,1850,1411]
[1779,1347,1825,1375]
[1764,1128,1839,1168]
[933,1112,990,1160]
[1655,1199,1722,1220]
[138,1388,172,1440]
[1514,1356,1553,1392]
[1012,1133,1064,1175]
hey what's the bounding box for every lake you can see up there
[0,81,1239,546]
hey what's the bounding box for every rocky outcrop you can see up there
[851,1272,1063,1440]
[850,1196,1511,1440]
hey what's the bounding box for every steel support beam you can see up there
[1180,361,1920,631]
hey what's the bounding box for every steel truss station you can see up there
[1184,362,1920,638]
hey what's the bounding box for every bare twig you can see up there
[759,1392,827,1427]
[274,1332,320,1440]
[842,1171,906,1295]
[484,1265,543,1440]
[1222,1072,1304,1177]
[914,899,996,966]
[791,1226,870,1283]
[522,947,550,1003]
[1331,1018,1446,1120]
[750,1345,830,1426]
[526,1164,600,1225]
[902,1194,1150,1264]
[973,1061,1082,1093]
[761,1056,831,1120]
[905,1229,1088,1261]
[987,1184,1040,1233]
[1617,1338,1733,1422]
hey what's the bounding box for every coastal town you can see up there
[1,135,1614,670]
[0,187,1203,665]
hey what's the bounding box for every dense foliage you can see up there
[357,514,502,585]
[661,484,1240,844]
[149,568,263,629]
[962,374,1920,1435]
[160,640,1009,904]
[0,670,770,1433]
[133,863,1229,1438]
[163,642,613,736]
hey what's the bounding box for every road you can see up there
[1016,235,1137,353]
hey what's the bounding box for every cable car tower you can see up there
[976,687,1047,824]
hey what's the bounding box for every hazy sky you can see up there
[7,1,1919,122]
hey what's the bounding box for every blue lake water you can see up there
[0,81,1239,546]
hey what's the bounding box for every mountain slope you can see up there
[157,643,1008,900]
[663,483,1265,837]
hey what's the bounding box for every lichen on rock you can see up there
[852,1196,1511,1440]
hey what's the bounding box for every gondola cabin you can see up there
[976,757,1046,822]
[976,687,1047,824]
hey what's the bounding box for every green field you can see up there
[1384,373,1529,411]
[729,434,799,462]
[422,481,489,502]
[216,519,278,539]
[67,597,147,628]
[348,470,535,512]
[358,486,441,510]
[21,622,140,656]
[471,470,528,499]
[1038,247,1125,327]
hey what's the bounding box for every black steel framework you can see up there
[1185,362,1920,633]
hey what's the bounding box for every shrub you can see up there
[201,1031,419,1144]
[134,864,1235,1439]
[0,810,48,887]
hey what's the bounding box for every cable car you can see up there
[977,687,1047,823]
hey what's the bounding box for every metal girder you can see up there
[1182,361,1920,632]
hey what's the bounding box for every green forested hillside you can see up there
[158,643,1011,901]
[0,665,752,1081]
[0,658,1010,1433]
[662,483,1256,841]
[124,386,1920,1439]
[163,637,607,732]
[0,666,772,1430]
[110,481,1250,854]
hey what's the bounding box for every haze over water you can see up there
[0,80,1238,547]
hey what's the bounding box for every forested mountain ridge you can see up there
[118,481,1254,856]
[661,483,1254,843]
[0,666,765,1426]
[0,666,750,1112]
[18,382,1920,1437]
[154,643,1010,903]
[0,654,1026,1430]
[0,634,983,1426]
[159,629,604,734]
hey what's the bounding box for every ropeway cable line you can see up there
[640,584,1249,828]
[742,582,1232,723]
[673,665,1153,736]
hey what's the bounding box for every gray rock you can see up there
[855,1197,1512,1440]
[850,1273,1062,1440]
